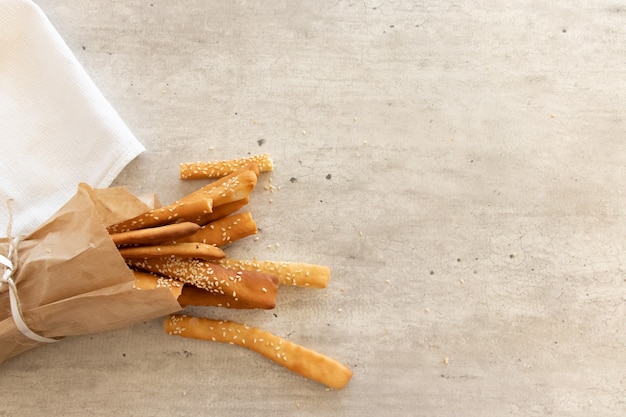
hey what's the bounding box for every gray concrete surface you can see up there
[1,1,625,416]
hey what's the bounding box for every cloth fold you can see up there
[0,0,144,236]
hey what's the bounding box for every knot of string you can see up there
[1,200,58,343]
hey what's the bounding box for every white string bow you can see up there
[2,203,58,344]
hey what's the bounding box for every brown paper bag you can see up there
[0,183,182,364]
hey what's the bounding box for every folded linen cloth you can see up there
[0,0,144,236]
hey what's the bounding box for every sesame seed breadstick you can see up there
[107,198,212,233]
[133,270,271,309]
[164,315,353,389]
[109,166,256,233]
[217,259,330,288]
[177,284,276,309]
[127,256,278,307]
[133,271,272,309]
[110,222,201,246]
[172,212,257,247]
[178,165,259,209]
[180,154,273,179]
[194,197,250,226]
[133,270,184,298]
[120,242,226,261]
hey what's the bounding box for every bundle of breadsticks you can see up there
[0,184,183,364]
[109,154,352,390]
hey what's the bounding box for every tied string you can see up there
[1,201,58,344]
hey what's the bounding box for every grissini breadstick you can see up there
[172,212,257,247]
[127,256,278,308]
[107,198,212,233]
[164,315,353,389]
[193,197,250,226]
[179,165,259,209]
[134,270,273,309]
[132,270,183,299]
[110,165,256,233]
[177,284,276,309]
[110,222,201,246]
[180,153,273,179]
[120,242,226,261]
[217,259,330,288]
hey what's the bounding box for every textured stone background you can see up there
[1,1,625,416]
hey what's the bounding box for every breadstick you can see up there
[164,315,353,389]
[217,259,330,288]
[127,256,278,308]
[179,165,259,209]
[133,270,272,309]
[180,154,273,179]
[120,242,226,261]
[132,271,183,299]
[177,284,275,309]
[172,212,257,247]
[193,197,250,225]
[107,198,212,233]
[110,222,201,246]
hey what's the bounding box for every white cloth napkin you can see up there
[0,0,145,236]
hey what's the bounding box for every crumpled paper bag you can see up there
[0,183,182,364]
